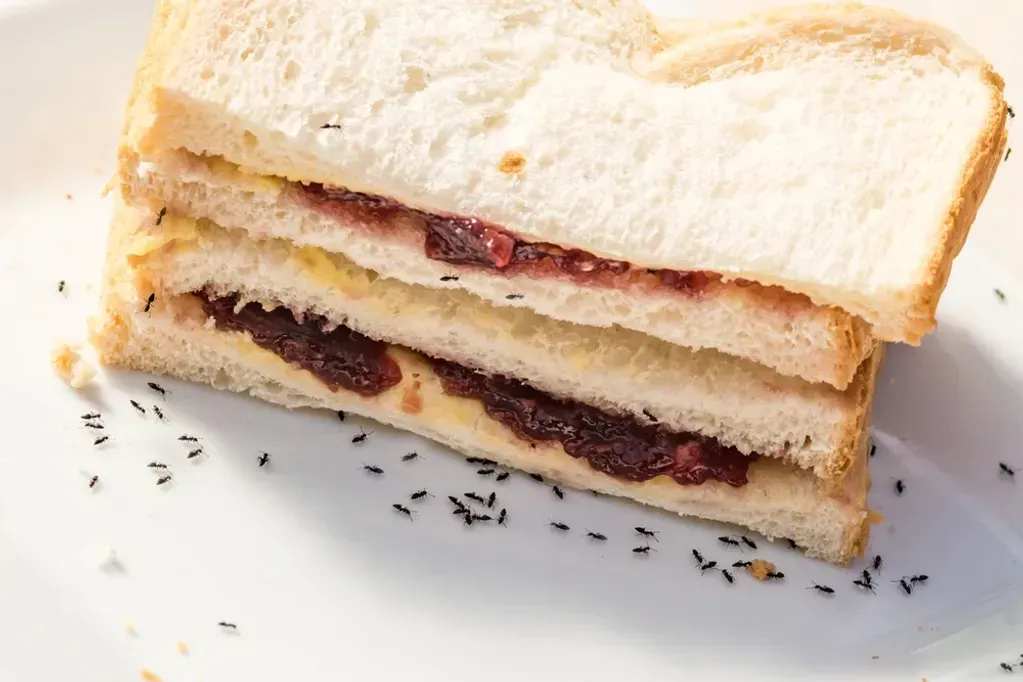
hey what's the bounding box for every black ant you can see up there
[187,448,205,459]
[586,531,607,541]
[466,457,496,465]
[440,276,460,282]
[552,485,565,500]
[130,400,146,415]
[143,293,156,313]
[477,469,495,476]
[786,539,798,550]
[486,492,496,509]
[497,509,508,526]
[392,504,415,520]
[633,546,655,555]
[549,521,570,532]
[336,411,346,422]
[410,490,432,501]
[89,475,99,489]
[448,496,467,512]
[895,480,906,495]
[147,462,170,470]
[471,514,493,523]
[692,549,705,565]
[740,535,757,550]
[871,555,883,573]
[156,475,173,486]
[81,412,101,421]
[528,473,544,483]
[700,561,718,573]
[152,406,165,421]
[148,382,168,397]
[402,452,420,462]
[505,294,524,300]
[894,578,913,595]
[718,536,741,549]
[1000,462,1017,478]
[93,436,109,446]
[352,430,371,444]
[84,422,104,430]
[155,207,167,226]
[869,441,877,457]
[218,622,237,630]
[495,472,510,482]
[257,452,270,467]
[178,435,200,443]
[732,561,752,568]
[1000,662,1014,672]
[635,527,658,541]
[464,492,485,505]
[319,123,342,129]
[809,583,835,595]
[721,569,734,584]
[362,464,384,475]
[853,579,876,594]
[58,280,66,293]
[642,409,658,422]
[765,572,785,580]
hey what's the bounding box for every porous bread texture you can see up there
[130,0,1007,344]
[90,206,871,564]
[121,149,874,388]
[120,203,880,484]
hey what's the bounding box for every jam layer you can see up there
[297,184,715,294]
[196,291,755,487]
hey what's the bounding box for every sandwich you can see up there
[90,0,1007,564]
[115,0,1007,388]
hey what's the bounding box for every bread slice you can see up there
[121,148,874,388]
[90,203,874,564]
[117,201,880,484]
[126,0,1007,347]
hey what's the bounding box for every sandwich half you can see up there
[118,0,1008,388]
[91,201,878,564]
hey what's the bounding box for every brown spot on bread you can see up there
[498,151,527,175]
[746,559,776,581]
[401,380,423,414]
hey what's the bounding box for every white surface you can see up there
[0,1,1021,681]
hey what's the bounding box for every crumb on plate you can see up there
[746,559,776,581]
[125,621,137,636]
[51,343,97,388]
[177,641,188,654]
[140,669,161,681]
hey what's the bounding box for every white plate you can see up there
[1,1,1021,680]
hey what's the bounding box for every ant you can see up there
[586,531,607,541]
[89,475,99,489]
[402,452,420,462]
[642,409,658,423]
[495,472,510,482]
[155,207,167,226]
[410,490,432,501]
[147,462,170,470]
[93,436,109,446]
[257,452,271,467]
[143,293,156,313]
[81,412,101,421]
[218,622,237,630]
[528,473,544,483]
[699,561,718,573]
[732,561,752,568]
[497,509,508,526]
[895,479,906,495]
[156,475,173,486]
[505,294,525,300]
[633,546,655,555]
[869,441,877,457]
[362,464,384,475]
[58,280,66,293]
[692,549,705,565]
[477,469,495,476]
[894,578,913,595]
[549,521,570,532]
[871,555,883,573]
[471,514,493,523]
[187,448,205,459]
[853,579,876,594]
[178,435,200,443]
[786,539,798,550]
[552,485,565,500]
[319,123,342,129]
[1000,663,1014,673]
[448,496,467,512]
[464,493,486,505]
[809,583,835,595]
[152,406,165,421]
[1000,462,1016,478]
[740,536,757,550]
[392,504,415,520]
[130,400,146,415]
[337,411,346,422]
[718,536,741,549]
[352,429,371,444]
[635,527,658,542]
[148,382,168,397]
[440,276,460,282]
[466,457,496,465]
[765,572,785,580]
[487,492,496,509]
[721,569,734,584]
[84,422,104,430]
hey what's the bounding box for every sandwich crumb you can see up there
[51,343,97,388]
[125,622,137,636]
[400,380,423,414]
[65,193,73,200]
[140,669,162,682]
[746,559,776,581]
[867,510,885,525]
[498,151,527,175]
[177,641,188,654]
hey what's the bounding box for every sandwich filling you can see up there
[297,183,719,294]
[197,290,755,487]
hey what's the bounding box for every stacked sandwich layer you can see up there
[92,0,1008,564]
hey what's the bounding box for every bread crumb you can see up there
[125,622,137,636]
[140,669,162,681]
[97,546,123,573]
[51,343,97,388]
[498,151,527,174]
[917,625,926,632]
[177,641,188,654]
[746,559,776,581]
[401,380,423,414]
[867,510,885,525]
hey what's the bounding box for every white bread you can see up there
[121,148,874,388]
[119,204,882,484]
[126,0,1007,346]
[90,203,873,565]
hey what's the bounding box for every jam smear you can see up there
[197,291,403,396]
[429,358,754,487]
[298,183,712,293]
